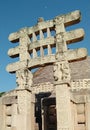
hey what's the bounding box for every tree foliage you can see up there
[0,92,5,97]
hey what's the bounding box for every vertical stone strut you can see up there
[6,30,34,130]
[53,11,87,130]
[85,96,90,130]
[10,30,33,90]
[16,31,33,90]
[54,17,72,130]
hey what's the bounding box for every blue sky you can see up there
[0,0,90,92]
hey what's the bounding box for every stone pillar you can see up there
[71,101,78,130]
[53,15,74,130]
[73,103,78,130]
[55,83,72,130]
[16,89,35,130]
[42,107,44,130]
[30,94,36,130]
[0,103,6,130]
[11,104,17,130]
[54,60,73,130]
[85,95,90,130]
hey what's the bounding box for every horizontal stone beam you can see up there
[32,83,54,94]
[65,48,87,61]
[28,28,84,49]
[55,10,81,27]
[6,48,87,73]
[8,31,20,43]
[8,23,54,43]
[6,60,28,73]
[8,29,84,58]
[8,37,55,58]
[8,10,81,43]
[8,46,20,58]
[65,28,84,44]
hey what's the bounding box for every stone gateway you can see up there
[0,10,90,130]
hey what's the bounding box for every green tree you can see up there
[0,92,5,97]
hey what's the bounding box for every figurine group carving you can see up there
[53,61,71,82]
[16,69,33,89]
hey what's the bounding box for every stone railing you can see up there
[71,79,90,90]
[32,82,55,94]
[32,79,90,94]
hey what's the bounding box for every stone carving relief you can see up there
[54,17,64,25]
[16,69,33,89]
[53,62,62,81]
[55,36,67,53]
[53,61,71,82]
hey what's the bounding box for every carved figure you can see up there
[62,61,71,80]
[16,69,33,89]
[53,62,62,81]
[54,61,71,82]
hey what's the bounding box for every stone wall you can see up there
[0,89,35,130]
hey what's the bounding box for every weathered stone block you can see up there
[77,124,85,130]
[77,114,85,123]
[6,127,11,130]
[2,96,17,105]
[6,106,12,116]
[77,104,85,114]
[6,116,11,126]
